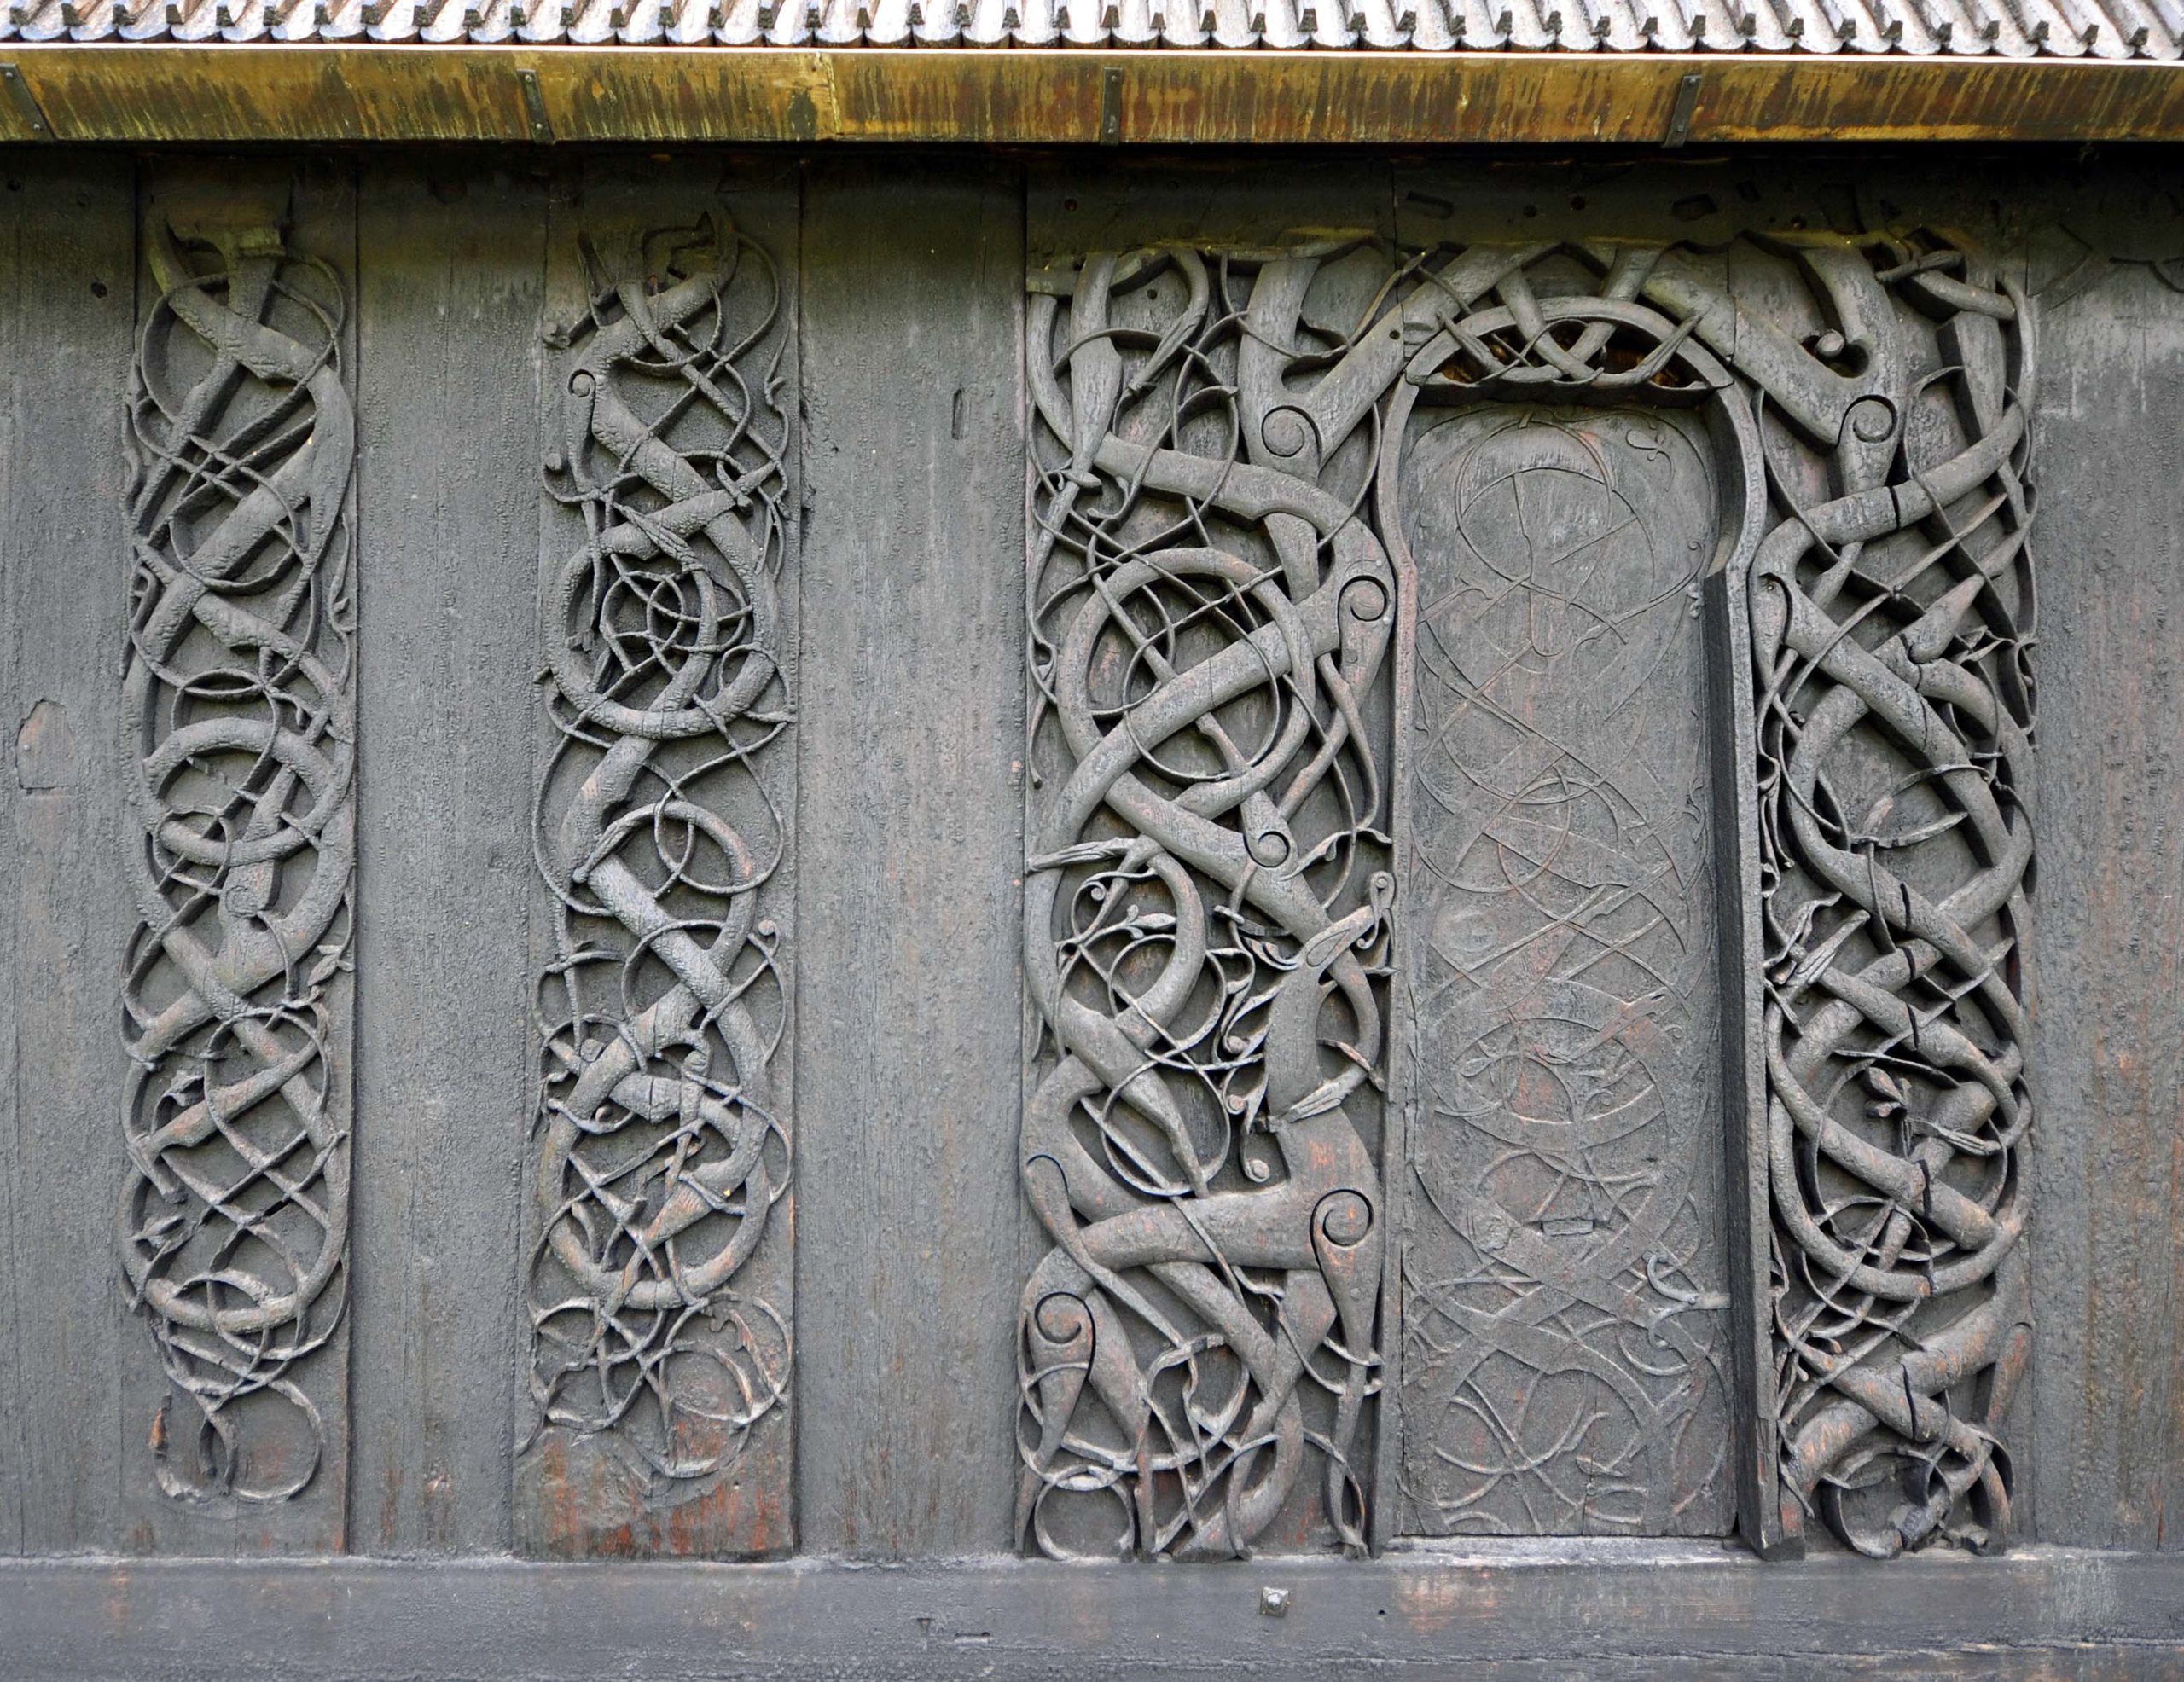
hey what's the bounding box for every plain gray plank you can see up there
[0,158,136,1556]
[792,160,1027,1559]
[4,1546,2184,1680]
[347,158,544,1558]
[2029,252,2184,1553]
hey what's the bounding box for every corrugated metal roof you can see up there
[6,0,2176,59]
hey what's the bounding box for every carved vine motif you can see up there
[528,214,794,1492]
[1025,228,2034,1561]
[121,209,356,1501]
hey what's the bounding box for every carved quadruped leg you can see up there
[1022,223,2036,1563]
[520,192,796,1557]
[121,190,357,1508]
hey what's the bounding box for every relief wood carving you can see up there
[1744,238,2035,1562]
[524,203,795,1555]
[1025,223,2036,1562]
[121,199,356,1503]
[1392,401,1731,1539]
[1023,246,1397,1559]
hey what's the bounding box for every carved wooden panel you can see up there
[120,180,357,1512]
[519,167,798,1558]
[1391,403,1731,1538]
[1025,213,2038,1563]
[1021,242,1397,1558]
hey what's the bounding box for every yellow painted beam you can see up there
[0,44,2178,146]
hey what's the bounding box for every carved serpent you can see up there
[121,209,355,1502]
[528,213,793,1489]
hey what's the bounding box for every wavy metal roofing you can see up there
[6,0,2176,59]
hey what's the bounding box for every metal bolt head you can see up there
[1259,1586,1290,1619]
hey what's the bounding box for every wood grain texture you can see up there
[2029,251,2184,1553]
[0,156,136,1557]
[792,159,1027,1558]
[3,1547,2183,1679]
[15,49,2184,148]
[348,158,543,1558]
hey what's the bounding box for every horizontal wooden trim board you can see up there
[0,44,2180,144]
[2,1546,2181,1678]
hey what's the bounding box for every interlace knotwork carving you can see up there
[121,210,356,1502]
[1747,239,2036,1559]
[1342,241,1752,1542]
[1021,229,2036,1560]
[529,213,793,1492]
[1022,246,1397,1558]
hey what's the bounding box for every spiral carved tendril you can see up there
[529,213,793,1491]
[121,210,356,1502]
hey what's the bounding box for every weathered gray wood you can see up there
[1388,400,1734,1540]
[4,1547,2183,1679]
[2029,249,2184,1553]
[1703,561,1784,1562]
[0,157,136,1556]
[792,160,1027,1558]
[516,156,799,1559]
[347,159,543,1558]
[115,156,359,1559]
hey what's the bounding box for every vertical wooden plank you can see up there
[117,156,357,1557]
[516,156,798,1559]
[347,156,543,1557]
[0,161,16,1557]
[0,155,136,1556]
[792,160,1026,1558]
[1705,558,1788,1559]
[2030,252,2184,1552]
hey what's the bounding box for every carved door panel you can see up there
[1388,402,1734,1540]
[1022,165,2038,1561]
